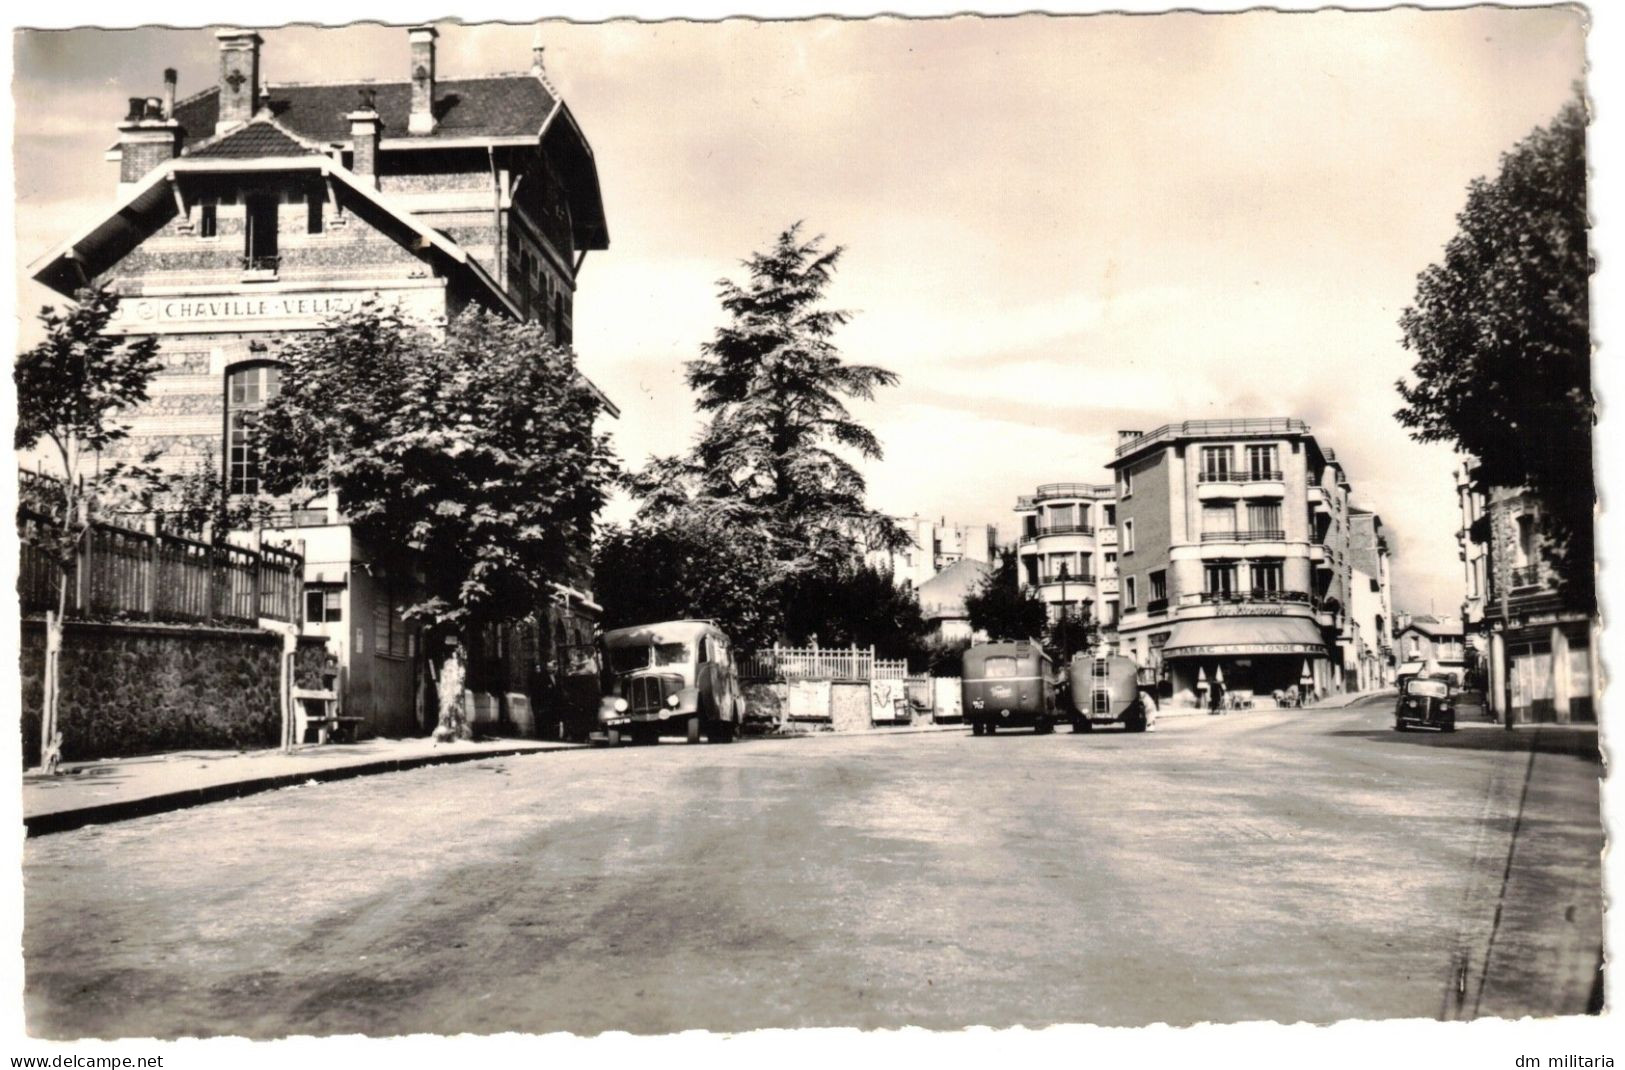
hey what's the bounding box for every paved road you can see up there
[23,698,1602,1037]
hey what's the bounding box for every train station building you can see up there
[28,26,614,737]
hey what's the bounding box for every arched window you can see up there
[225,362,281,496]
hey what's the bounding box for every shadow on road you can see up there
[1329,723,1600,762]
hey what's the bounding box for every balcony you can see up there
[1308,485,1331,514]
[1037,574,1095,588]
[241,254,281,281]
[1016,483,1115,509]
[1146,597,1168,615]
[1097,575,1118,595]
[1115,418,1309,458]
[1178,589,1314,608]
[1200,529,1285,543]
[1509,565,1543,591]
[1018,522,1096,545]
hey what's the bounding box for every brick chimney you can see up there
[408,25,437,135]
[348,91,382,187]
[117,79,181,186]
[1117,429,1144,444]
[215,29,262,133]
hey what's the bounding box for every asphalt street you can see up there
[23,697,1603,1037]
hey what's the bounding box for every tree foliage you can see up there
[1395,93,1592,605]
[778,561,930,661]
[629,223,910,575]
[257,303,618,737]
[158,448,270,540]
[14,285,165,771]
[593,513,781,651]
[965,548,1048,644]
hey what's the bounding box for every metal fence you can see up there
[18,510,303,626]
[741,644,911,682]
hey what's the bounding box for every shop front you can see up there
[1160,616,1329,709]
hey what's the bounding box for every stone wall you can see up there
[19,619,284,765]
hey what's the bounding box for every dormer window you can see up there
[244,195,279,272]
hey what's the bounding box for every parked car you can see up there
[1394,675,1457,732]
[962,640,1058,736]
[595,620,745,744]
[1065,653,1153,733]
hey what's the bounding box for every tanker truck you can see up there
[1065,653,1155,733]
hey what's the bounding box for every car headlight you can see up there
[666,693,680,708]
[614,697,629,713]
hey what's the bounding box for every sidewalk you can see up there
[22,735,581,836]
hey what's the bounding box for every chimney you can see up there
[163,68,177,118]
[348,91,382,187]
[215,29,262,133]
[530,28,560,94]
[117,76,181,186]
[1117,429,1144,444]
[408,25,437,135]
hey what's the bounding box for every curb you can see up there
[24,743,578,838]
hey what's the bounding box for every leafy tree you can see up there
[965,548,1047,643]
[1396,93,1592,606]
[629,223,911,578]
[594,512,781,651]
[14,286,164,772]
[779,561,930,661]
[257,303,617,741]
[158,448,271,540]
[921,634,972,677]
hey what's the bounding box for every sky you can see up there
[9,7,1590,617]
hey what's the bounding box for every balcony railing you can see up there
[1019,523,1096,544]
[1037,574,1096,586]
[241,255,282,274]
[1115,418,1309,458]
[1178,589,1314,608]
[1016,483,1115,509]
[1196,469,1284,483]
[1199,529,1285,543]
[1509,565,1543,590]
[1146,597,1168,614]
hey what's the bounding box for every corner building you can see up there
[1108,419,1359,708]
[28,26,613,736]
[1014,483,1119,629]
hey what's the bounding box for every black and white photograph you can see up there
[4,0,1612,1062]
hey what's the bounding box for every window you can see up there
[1245,445,1279,480]
[1203,504,1237,536]
[1201,446,1233,480]
[1247,502,1282,536]
[1103,504,1116,526]
[1120,467,1133,497]
[198,202,218,238]
[225,363,281,496]
[1123,520,1135,553]
[1049,504,1075,529]
[1251,561,1284,593]
[1515,514,1537,566]
[372,587,412,659]
[1125,576,1137,608]
[1205,562,1237,595]
[305,586,343,623]
[1150,570,1167,601]
[307,194,324,234]
[1104,551,1117,573]
[244,195,279,269]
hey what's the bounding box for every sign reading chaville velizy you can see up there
[106,286,444,332]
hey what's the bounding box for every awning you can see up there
[1162,616,1326,658]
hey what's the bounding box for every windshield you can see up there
[1406,679,1450,698]
[652,642,692,666]
[981,656,1019,679]
[609,641,694,673]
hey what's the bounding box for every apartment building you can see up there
[1106,418,1361,708]
[1348,508,1396,690]
[1014,483,1119,630]
[1455,460,1597,723]
[870,515,998,590]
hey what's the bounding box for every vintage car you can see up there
[1394,675,1457,732]
[596,620,745,744]
[962,640,1059,736]
[1065,653,1153,733]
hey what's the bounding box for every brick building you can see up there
[1106,419,1365,708]
[28,26,613,737]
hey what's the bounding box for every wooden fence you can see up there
[18,510,303,626]
[741,643,911,682]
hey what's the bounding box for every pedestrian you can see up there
[1209,677,1225,715]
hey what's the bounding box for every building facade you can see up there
[1393,615,1467,683]
[1107,419,1362,708]
[1347,508,1396,690]
[28,26,612,737]
[870,515,998,590]
[1014,483,1119,630]
[1455,461,1597,724]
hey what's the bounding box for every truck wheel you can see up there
[706,719,736,744]
[605,728,621,746]
[986,722,997,735]
[1126,711,1148,733]
[1035,718,1053,735]
[1394,721,1408,732]
[1072,718,1092,733]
